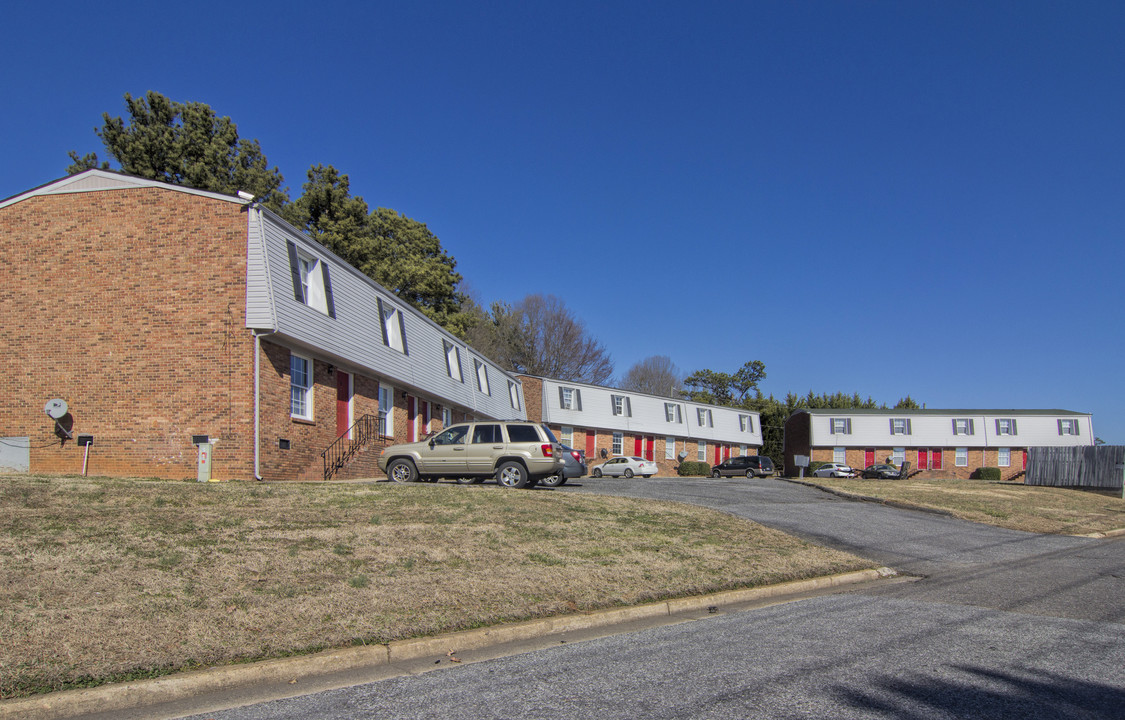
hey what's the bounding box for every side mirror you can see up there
[428,439,436,449]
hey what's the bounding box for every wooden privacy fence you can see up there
[1025,446,1125,488]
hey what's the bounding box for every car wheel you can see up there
[592,468,602,478]
[496,461,530,489]
[642,475,652,479]
[712,470,721,478]
[746,470,755,478]
[623,468,634,478]
[539,473,566,488]
[387,458,418,483]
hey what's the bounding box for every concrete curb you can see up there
[0,568,893,720]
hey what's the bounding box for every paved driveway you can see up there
[175,476,1125,720]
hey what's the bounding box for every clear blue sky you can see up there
[5,1,1123,441]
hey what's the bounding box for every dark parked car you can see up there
[861,463,901,479]
[539,445,586,487]
[711,455,775,478]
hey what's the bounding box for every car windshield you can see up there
[431,426,468,445]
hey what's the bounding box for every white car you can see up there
[591,456,658,478]
[811,462,855,478]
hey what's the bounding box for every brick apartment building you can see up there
[519,375,762,476]
[0,170,524,481]
[783,408,1095,479]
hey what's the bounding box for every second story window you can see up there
[287,241,335,317]
[378,298,407,354]
[697,408,713,427]
[1058,419,1079,436]
[611,395,631,417]
[953,418,974,435]
[508,381,520,410]
[830,418,852,434]
[559,387,582,410]
[739,415,752,433]
[444,341,463,382]
[474,360,490,395]
[996,418,1018,436]
[890,418,912,435]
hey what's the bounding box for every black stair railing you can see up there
[321,414,391,481]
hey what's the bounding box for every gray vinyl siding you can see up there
[807,409,1094,448]
[538,378,761,447]
[249,210,523,419]
[244,207,276,330]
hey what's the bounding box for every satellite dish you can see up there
[44,398,68,419]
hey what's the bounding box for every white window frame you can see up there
[508,381,520,410]
[378,384,394,436]
[955,447,968,467]
[830,418,851,434]
[444,341,463,382]
[612,432,623,455]
[697,408,713,428]
[891,418,909,435]
[475,360,490,395]
[298,253,330,315]
[561,426,574,447]
[833,447,846,464]
[739,444,747,456]
[953,418,973,436]
[664,403,679,423]
[697,440,707,462]
[289,353,313,420]
[561,387,575,410]
[441,406,452,428]
[892,447,905,466]
[666,437,676,460]
[996,418,1017,436]
[998,447,1011,467]
[383,304,405,353]
[1059,419,1078,436]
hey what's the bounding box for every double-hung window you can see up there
[559,386,582,410]
[739,414,752,433]
[955,448,968,467]
[890,418,911,436]
[665,437,676,460]
[612,395,632,417]
[561,426,574,447]
[830,418,851,434]
[444,341,463,382]
[289,353,312,420]
[378,298,407,354]
[697,408,713,427]
[378,385,393,436]
[998,448,1011,467]
[697,440,707,462]
[664,403,681,423]
[474,360,490,395]
[287,241,335,317]
[508,381,520,410]
[996,418,1017,436]
[1058,419,1079,436]
[953,418,974,436]
[612,432,623,455]
[834,447,846,464]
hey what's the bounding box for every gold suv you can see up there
[378,421,564,489]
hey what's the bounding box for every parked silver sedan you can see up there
[811,462,856,478]
[591,456,658,478]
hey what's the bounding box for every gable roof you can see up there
[0,169,248,210]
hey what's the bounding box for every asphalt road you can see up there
[177,477,1125,720]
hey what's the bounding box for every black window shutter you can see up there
[889,419,896,434]
[952,419,959,435]
[444,342,453,377]
[559,387,566,408]
[1011,419,1017,435]
[906,419,912,435]
[576,389,583,411]
[286,241,304,304]
[377,298,389,346]
[320,263,335,318]
[968,419,974,435]
[398,311,409,355]
[626,398,632,417]
[1057,419,1063,435]
[1074,420,1079,436]
[995,419,1002,435]
[456,348,463,382]
[846,419,852,434]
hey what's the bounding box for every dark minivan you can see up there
[711,455,775,478]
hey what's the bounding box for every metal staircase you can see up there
[320,414,391,481]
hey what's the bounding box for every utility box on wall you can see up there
[194,438,214,482]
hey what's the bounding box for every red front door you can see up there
[336,372,351,438]
[932,449,943,470]
[865,448,875,467]
[1023,450,1028,469]
[918,449,929,470]
[585,431,595,458]
[644,436,655,461]
[634,436,643,456]
[406,395,416,442]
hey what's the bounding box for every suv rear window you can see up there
[472,424,501,443]
[505,424,541,443]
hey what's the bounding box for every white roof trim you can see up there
[0,169,249,210]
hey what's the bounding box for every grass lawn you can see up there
[0,474,873,699]
[796,475,1125,535]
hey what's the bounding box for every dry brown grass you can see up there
[0,474,872,699]
[799,476,1125,535]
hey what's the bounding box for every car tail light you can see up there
[541,444,555,457]
[570,451,581,461]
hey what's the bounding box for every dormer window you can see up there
[611,395,632,417]
[474,360,490,395]
[444,341,463,382]
[287,241,335,317]
[559,386,582,410]
[378,298,407,354]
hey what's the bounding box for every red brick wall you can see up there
[807,446,1027,479]
[0,188,255,480]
